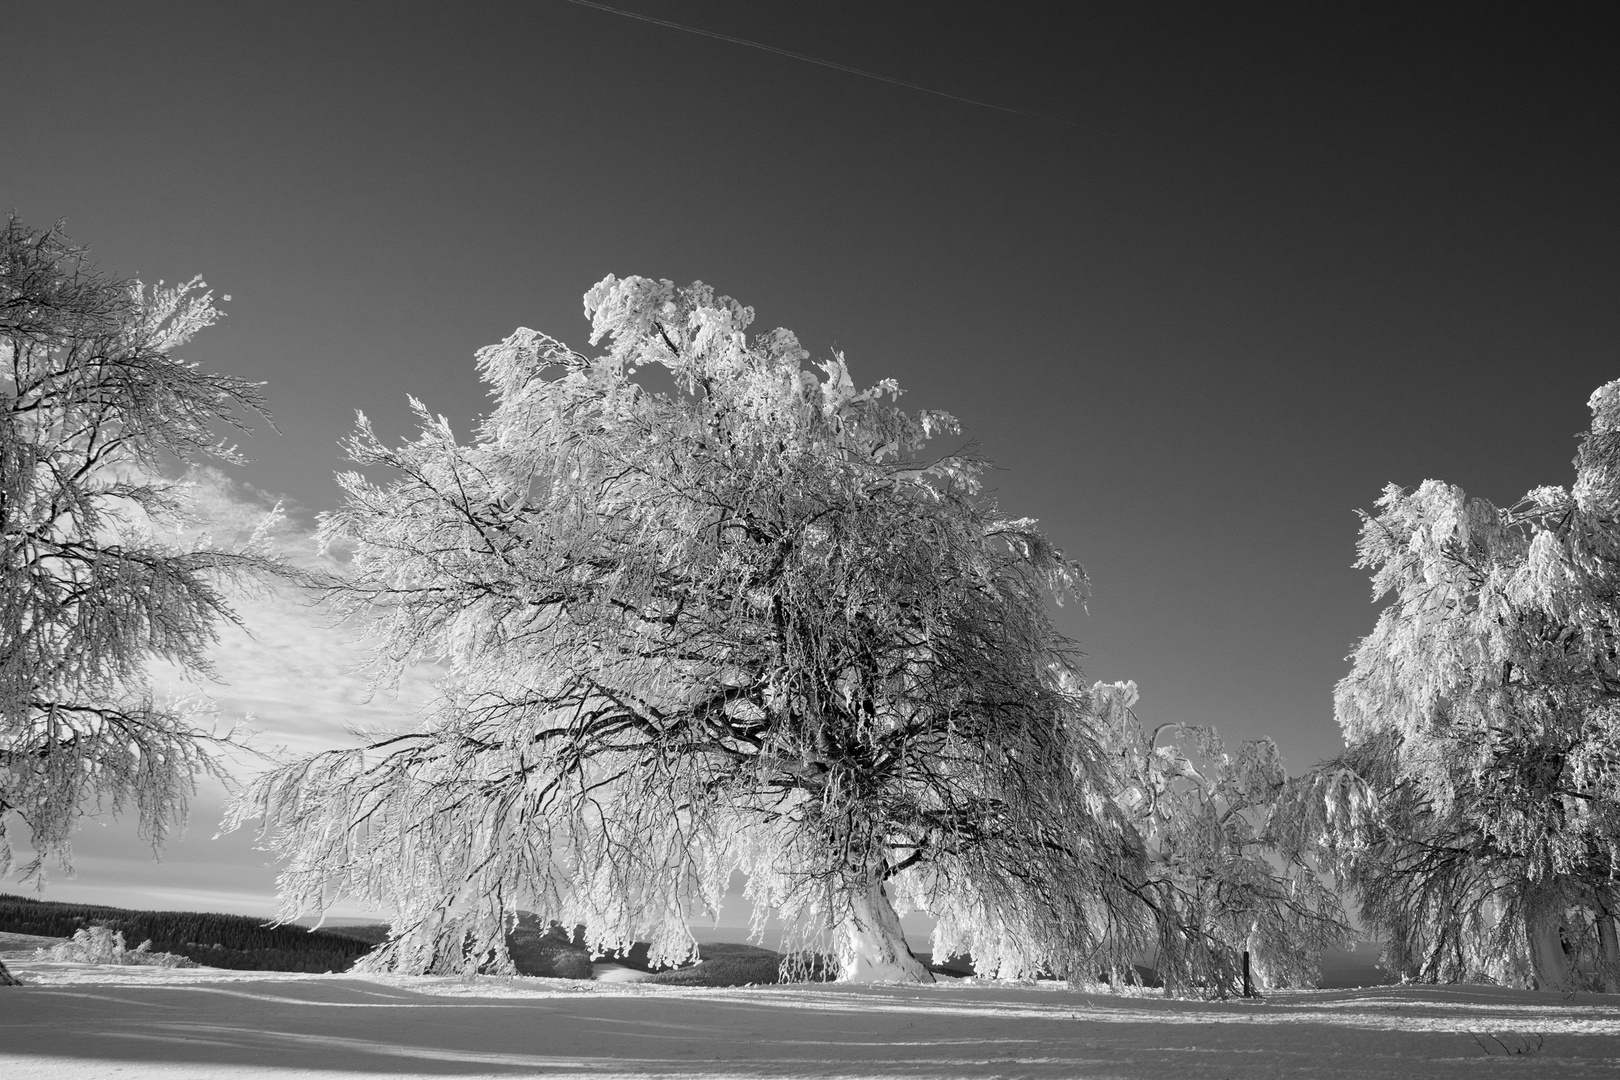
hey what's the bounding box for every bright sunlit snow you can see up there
[3,955,1618,1079]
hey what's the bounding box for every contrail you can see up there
[557,0,1111,134]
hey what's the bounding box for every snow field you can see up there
[3,959,1619,1078]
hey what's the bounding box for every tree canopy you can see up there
[238,275,1157,982]
[0,217,281,892]
[1325,379,1620,991]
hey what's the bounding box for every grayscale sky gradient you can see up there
[2,1,1615,918]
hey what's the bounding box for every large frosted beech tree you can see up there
[1326,380,1620,991]
[0,219,281,985]
[237,275,1145,982]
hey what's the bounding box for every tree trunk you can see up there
[1597,914,1620,994]
[837,876,933,983]
[0,957,21,986]
[1525,909,1576,992]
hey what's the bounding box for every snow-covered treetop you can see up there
[470,275,964,480]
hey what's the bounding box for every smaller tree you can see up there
[1089,681,1350,996]
[0,218,283,902]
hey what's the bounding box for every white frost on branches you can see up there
[235,274,1154,984]
[1090,680,1349,994]
[1325,379,1620,991]
[37,925,198,968]
[0,217,286,882]
[233,273,1349,993]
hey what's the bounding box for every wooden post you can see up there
[1242,950,1252,998]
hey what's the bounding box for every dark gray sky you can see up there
[3,1,1616,910]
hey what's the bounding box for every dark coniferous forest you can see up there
[0,894,376,973]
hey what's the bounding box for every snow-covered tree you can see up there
[236,274,1146,982]
[1089,681,1350,996]
[1326,380,1620,991]
[0,218,282,895]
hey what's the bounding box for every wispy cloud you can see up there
[166,467,441,755]
[9,470,433,920]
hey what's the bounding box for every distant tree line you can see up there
[0,893,375,973]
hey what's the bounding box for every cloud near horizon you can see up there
[8,470,437,920]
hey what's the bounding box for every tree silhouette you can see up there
[238,274,1143,981]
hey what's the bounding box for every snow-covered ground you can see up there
[3,954,1618,1079]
